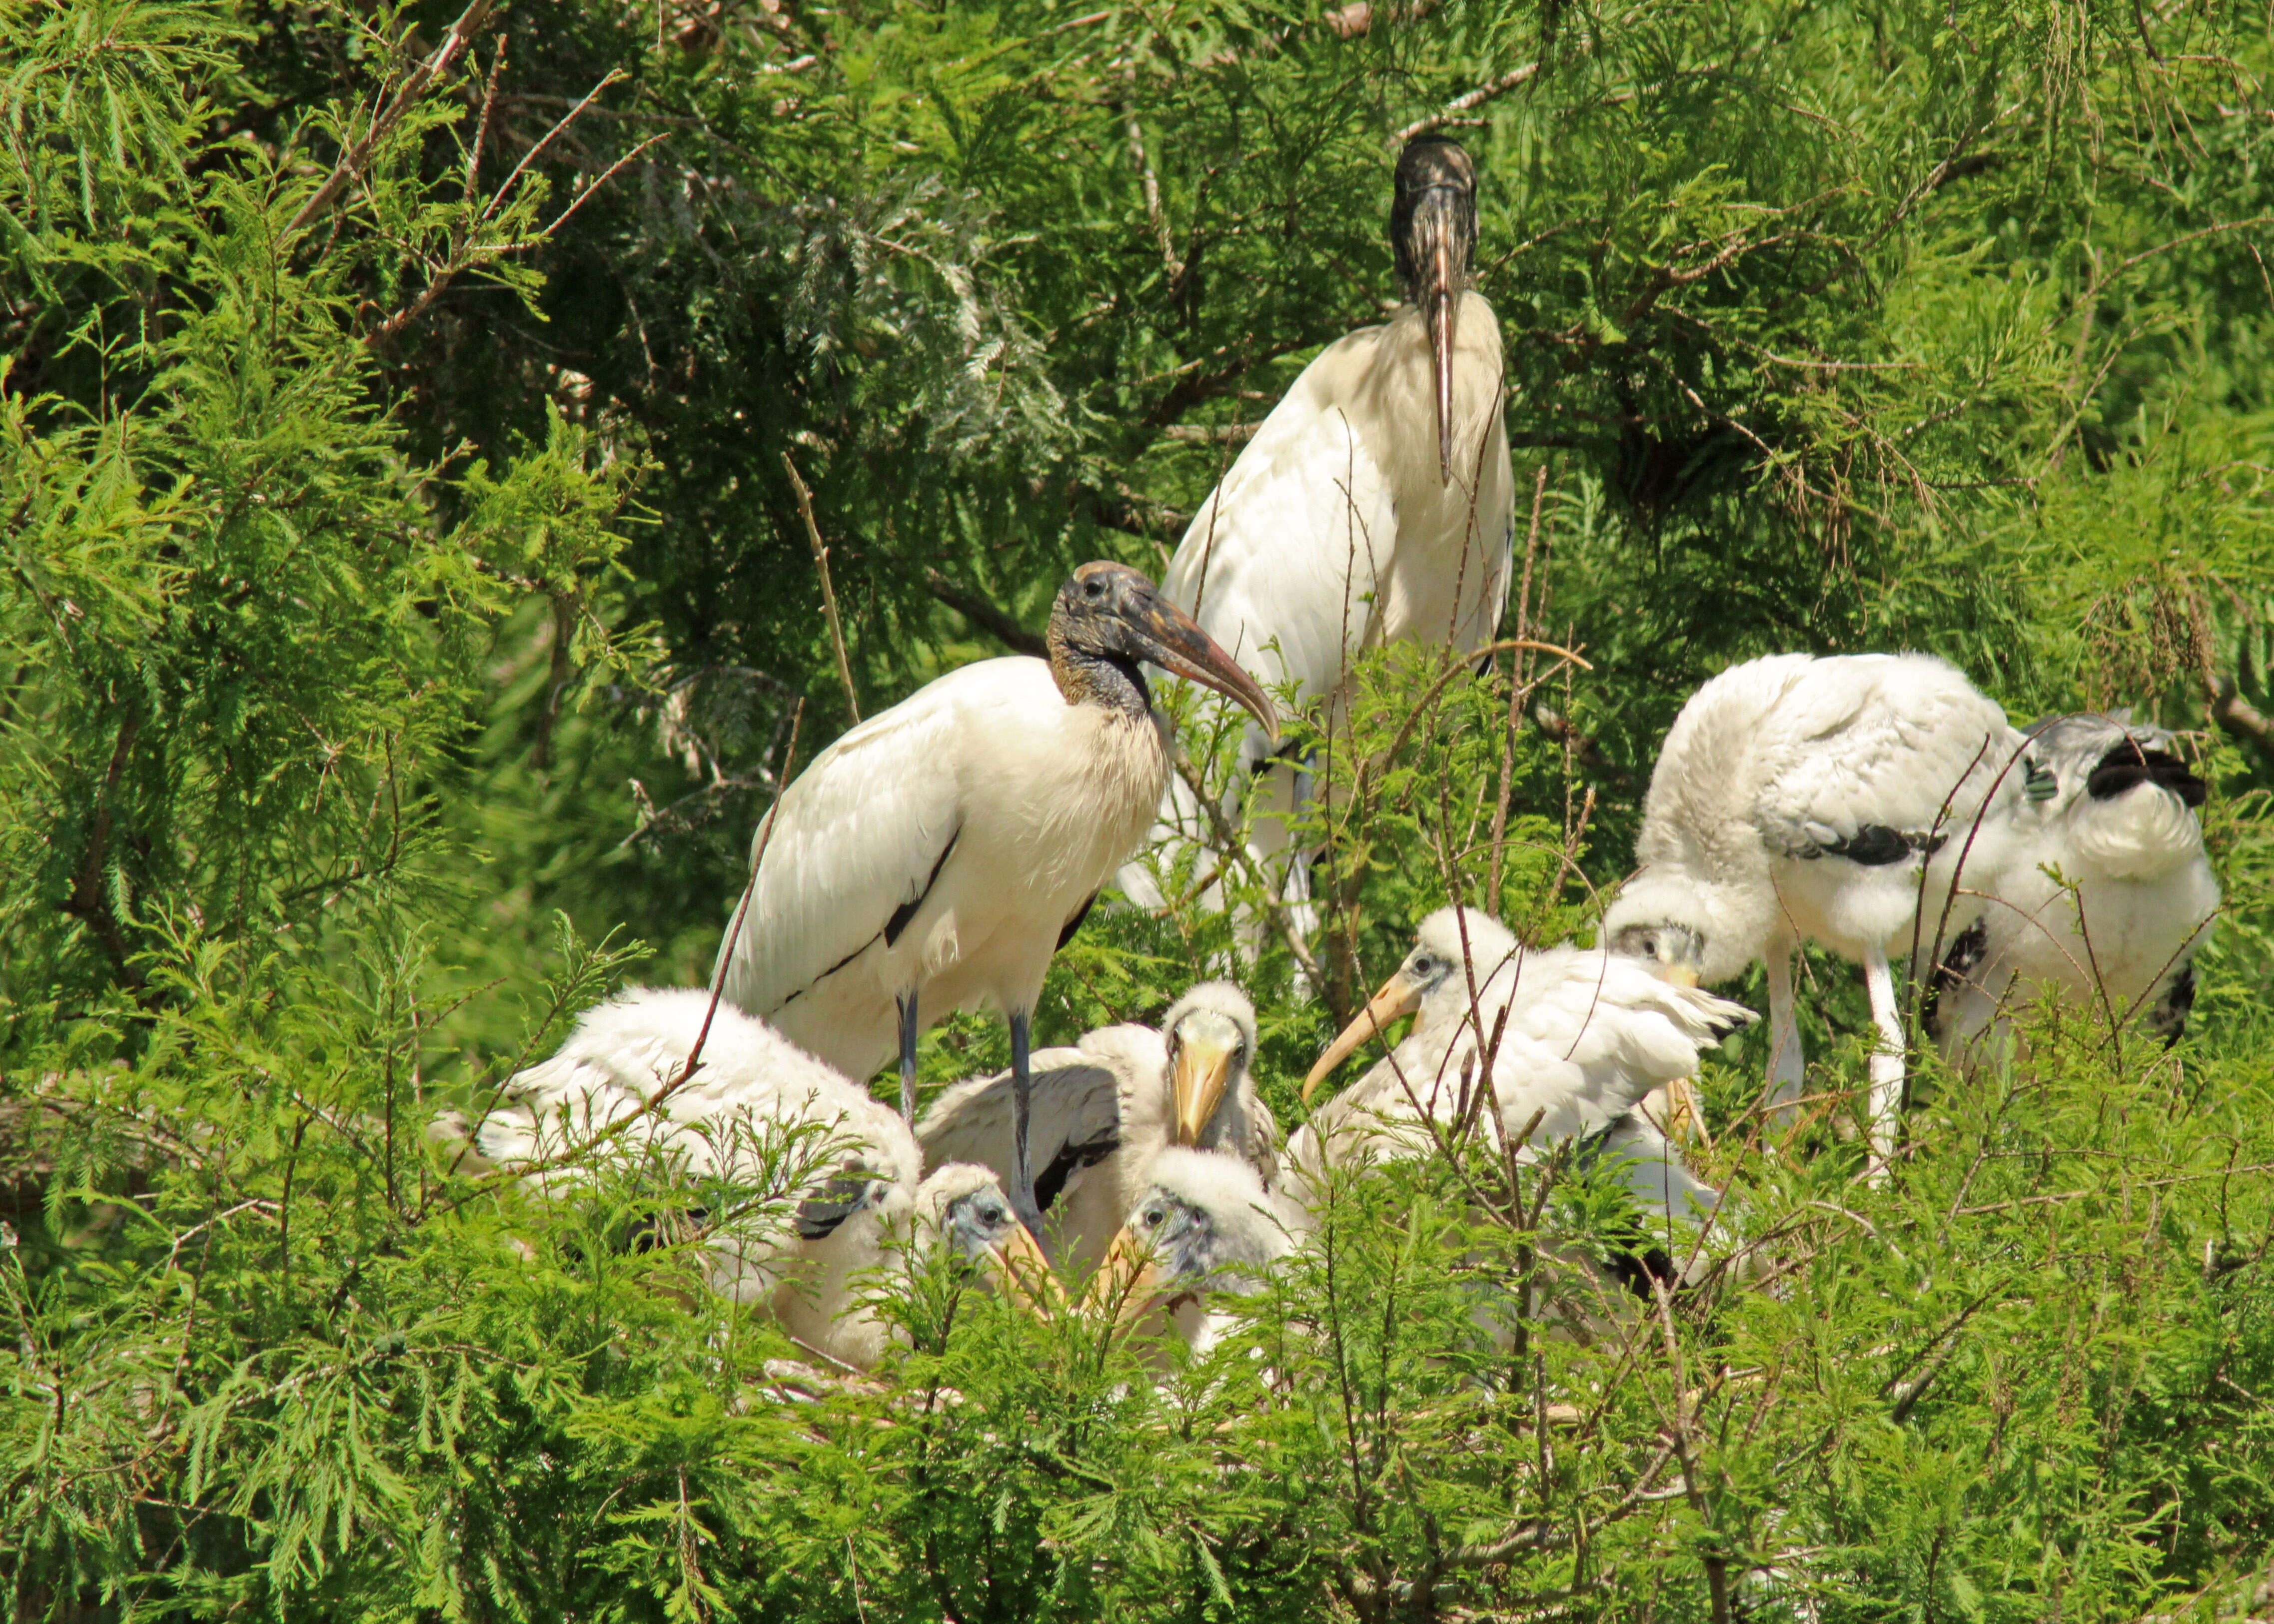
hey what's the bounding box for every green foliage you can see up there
[5,0,2274,1618]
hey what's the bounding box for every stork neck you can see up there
[1047,633,1154,722]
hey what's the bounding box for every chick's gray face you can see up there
[943,1186,1019,1270]
[1401,945,1458,1000]
[1610,921,1706,973]
[1133,1189,1215,1285]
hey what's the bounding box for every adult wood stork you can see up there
[1084,1147,1307,1355]
[714,562,1276,1232]
[1124,136,1515,943]
[439,988,1050,1371]
[1600,653,2021,1165]
[1291,909,1750,1335]
[915,980,1279,1279]
[1923,714,2219,1064]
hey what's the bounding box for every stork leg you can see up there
[1008,1008,1043,1234]
[896,991,920,1126]
[1764,948,1806,1120]
[1860,943,1906,1178]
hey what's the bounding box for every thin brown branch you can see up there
[289,0,498,234]
[784,453,860,722]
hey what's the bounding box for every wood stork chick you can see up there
[916,981,1280,1279]
[1085,1148,1306,1355]
[1924,714,2218,1064]
[714,563,1276,1232]
[1601,653,2021,1165]
[1126,136,1514,947]
[440,988,1051,1371]
[1292,908,1753,1190]
[1293,909,1752,1333]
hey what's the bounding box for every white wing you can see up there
[463,989,916,1195]
[716,663,1015,1023]
[1162,353,1401,712]
[1753,655,2017,853]
[1486,950,1754,1142]
[1301,951,1751,1167]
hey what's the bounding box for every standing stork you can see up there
[435,988,1050,1371]
[1125,136,1515,945]
[1601,653,2023,1167]
[1924,714,2219,1065]
[915,981,1279,1278]
[715,563,1276,1232]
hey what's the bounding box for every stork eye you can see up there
[1084,577,1107,599]
[1142,1205,1165,1228]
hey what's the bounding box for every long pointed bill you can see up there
[1080,1224,1161,1329]
[1172,1037,1235,1148]
[987,1223,1064,1319]
[1663,965,1700,988]
[1124,592,1278,741]
[1301,971,1424,1102]
[1406,188,1465,486]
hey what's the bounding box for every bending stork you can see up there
[1601,653,2020,1166]
[1924,713,2218,1065]
[1126,136,1515,947]
[716,562,1275,1232]
[437,988,1049,1371]
[916,980,1279,1278]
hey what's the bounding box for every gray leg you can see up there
[1009,1008,1042,1233]
[1765,948,1806,1118]
[896,991,920,1126]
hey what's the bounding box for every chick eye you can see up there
[1143,1205,1165,1227]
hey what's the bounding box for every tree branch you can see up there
[289,0,497,235]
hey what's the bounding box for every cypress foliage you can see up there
[4,1,2273,1619]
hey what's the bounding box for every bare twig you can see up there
[1396,60,1540,144]
[671,700,805,1093]
[784,454,860,722]
[289,0,498,234]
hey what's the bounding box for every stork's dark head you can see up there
[1048,562,1277,738]
[1390,135,1480,486]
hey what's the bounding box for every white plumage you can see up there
[1087,1147,1307,1356]
[713,562,1274,1227]
[1288,908,1750,1341]
[1291,907,1753,1194]
[1924,713,2219,1064]
[1124,137,1514,949]
[916,981,1280,1280]
[1602,652,2021,1163]
[438,988,1043,1371]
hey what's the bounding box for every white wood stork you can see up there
[1124,136,1515,943]
[714,562,1276,1232]
[1289,907,1750,1314]
[1923,713,2219,1064]
[914,980,1279,1280]
[1292,907,1752,1183]
[438,988,1050,1371]
[1600,653,2022,1164]
[1084,1147,1306,1356]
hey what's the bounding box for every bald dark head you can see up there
[1390,136,1478,299]
[1389,135,1480,484]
